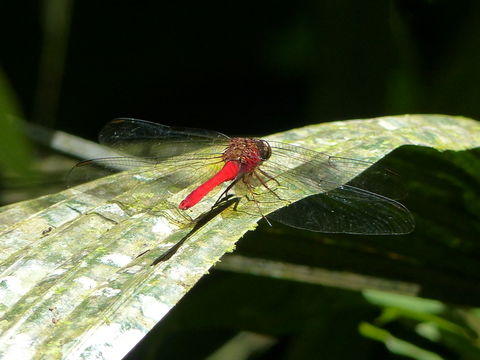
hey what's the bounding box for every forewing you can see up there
[99,118,230,158]
[266,141,405,199]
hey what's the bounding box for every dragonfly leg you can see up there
[257,168,281,186]
[242,176,272,227]
[212,177,241,208]
[253,170,288,202]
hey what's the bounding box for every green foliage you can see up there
[0,68,32,177]
[360,291,480,360]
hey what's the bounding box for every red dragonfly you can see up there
[72,118,414,235]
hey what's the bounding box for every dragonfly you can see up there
[71,118,414,235]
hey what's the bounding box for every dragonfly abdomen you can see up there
[179,161,241,209]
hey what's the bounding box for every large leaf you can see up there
[0,115,479,359]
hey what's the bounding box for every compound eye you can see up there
[260,140,272,160]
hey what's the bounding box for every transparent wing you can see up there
[67,151,224,185]
[68,118,229,187]
[99,118,230,158]
[247,142,413,234]
[67,154,226,215]
[266,141,404,198]
[267,185,414,234]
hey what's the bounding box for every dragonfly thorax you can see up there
[223,138,271,173]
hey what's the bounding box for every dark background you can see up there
[1,1,480,359]
[1,0,480,139]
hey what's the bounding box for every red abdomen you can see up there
[179,161,241,209]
